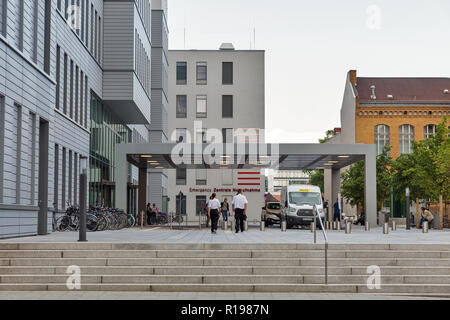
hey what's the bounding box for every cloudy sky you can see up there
[167,0,450,143]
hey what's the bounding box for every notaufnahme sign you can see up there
[189,187,261,193]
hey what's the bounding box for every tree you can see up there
[319,130,335,144]
[340,145,392,211]
[309,170,324,192]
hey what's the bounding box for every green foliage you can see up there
[318,130,335,144]
[341,145,393,209]
[309,170,324,192]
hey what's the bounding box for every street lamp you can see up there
[79,156,88,242]
[405,187,410,230]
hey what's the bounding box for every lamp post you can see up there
[79,156,88,242]
[405,187,410,230]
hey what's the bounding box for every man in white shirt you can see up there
[207,193,221,234]
[232,189,248,233]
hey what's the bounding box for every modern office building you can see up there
[167,44,265,222]
[0,0,164,239]
[324,70,450,217]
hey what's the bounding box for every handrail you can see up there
[313,204,329,285]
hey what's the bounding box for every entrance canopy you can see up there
[116,143,377,226]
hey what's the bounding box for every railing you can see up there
[313,204,329,285]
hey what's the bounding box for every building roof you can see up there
[356,77,450,104]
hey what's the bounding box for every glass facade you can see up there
[89,93,131,208]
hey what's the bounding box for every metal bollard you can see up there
[224,220,229,231]
[260,221,265,231]
[310,222,315,233]
[336,221,341,231]
[383,222,389,234]
[231,219,236,231]
[281,221,287,232]
[392,220,397,231]
[365,222,370,231]
[332,221,336,230]
[345,222,352,234]
[325,221,331,230]
[423,221,429,233]
[244,220,248,231]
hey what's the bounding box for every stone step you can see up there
[3,257,450,267]
[2,274,449,285]
[1,243,449,251]
[1,266,450,276]
[1,283,449,294]
[1,249,448,259]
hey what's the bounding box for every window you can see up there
[90,4,93,52]
[57,0,61,11]
[222,128,233,143]
[98,16,101,63]
[374,125,390,155]
[31,0,38,62]
[63,53,68,114]
[196,129,207,144]
[17,0,24,51]
[175,128,187,143]
[0,0,6,37]
[84,75,88,127]
[424,124,436,139]
[94,10,98,58]
[196,196,207,216]
[70,59,74,118]
[0,95,4,202]
[196,62,207,84]
[75,66,79,122]
[44,0,51,74]
[62,147,66,209]
[222,95,233,118]
[80,71,84,126]
[56,46,61,109]
[74,153,78,205]
[29,113,36,205]
[14,104,22,204]
[196,169,207,185]
[176,193,186,215]
[176,62,187,84]
[85,0,89,45]
[399,124,414,154]
[54,144,59,210]
[196,95,207,118]
[176,168,186,185]
[81,0,84,41]
[222,62,233,84]
[176,95,187,118]
[68,150,72,203]
[64,0,69,19]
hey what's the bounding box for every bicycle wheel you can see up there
[69,215,79,231]
[127,214,136,228]
[96,216,108,231]
[86,214,98,232]
[56,215,71,231]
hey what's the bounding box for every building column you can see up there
[324,169,332,221]
[364,147,377,227]
[138,167,147,215]
[115,145,128,211]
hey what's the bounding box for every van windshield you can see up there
[288,192,322,205]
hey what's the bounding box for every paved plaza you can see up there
[1,225,449,244]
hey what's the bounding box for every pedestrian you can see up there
[206,196,212,227]
[419,207,434,228]
[207,193,221,234]
[221,198,230,222]
[232,189,248,233]
[333,198,341,222]
[146,203,152,225]
[151,203,158,224]
[354,210,366,226]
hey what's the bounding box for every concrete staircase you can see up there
[0,243,449,296]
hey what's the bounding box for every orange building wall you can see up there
[355,106,449,159]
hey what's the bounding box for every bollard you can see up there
[325,221,331,230]
[332,221,336,230]
[365,222,370,231]
[244,220,248,231]
[310,222,316,233]
[231,219,236,232]
[392,220,397,231]
[140,211,144,229]
[260,221,265,231]
[281,221,287,232]
[345,222,352,234]
[423,221,429,233]
[383,222,389,234]
[336,221,341,231]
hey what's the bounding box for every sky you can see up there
[167,0,450,143]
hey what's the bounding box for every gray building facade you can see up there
[0,0,159,239]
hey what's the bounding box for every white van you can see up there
[280,185,325,229]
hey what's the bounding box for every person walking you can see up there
[221,198,230,222]
[207,193,221,234]
[146,203,152,226]
[151,203,158,224]
[206,195,212,227]
[232,189,248,233]
[333,198,341,222]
